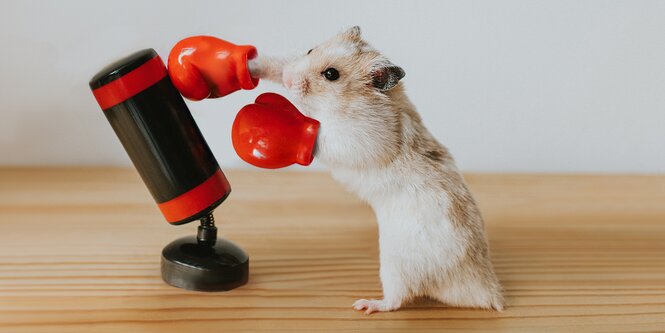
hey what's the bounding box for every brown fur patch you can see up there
[424,149,444,163]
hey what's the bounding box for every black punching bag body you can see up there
[89,49,248,291]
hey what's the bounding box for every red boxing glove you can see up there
[232,93,320,169]
[168,36,258,100]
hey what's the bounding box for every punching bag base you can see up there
[161,236,249,291]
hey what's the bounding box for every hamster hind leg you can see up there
[432,269,504,311]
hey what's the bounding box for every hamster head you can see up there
[282,26,407,169]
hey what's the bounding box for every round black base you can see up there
[161,236,249,291]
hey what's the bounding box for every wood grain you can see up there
[0,168,664,332]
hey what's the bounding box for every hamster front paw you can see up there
[247,55,286,83]
[352,298,400,315]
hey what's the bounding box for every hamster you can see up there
[248,26,504,314]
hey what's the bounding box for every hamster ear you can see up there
[371,64,406,91]
[343,26,362,39]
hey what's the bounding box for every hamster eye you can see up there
[307,49,313,55]
[322,68,339,81]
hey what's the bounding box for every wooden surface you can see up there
[0,168,664,332]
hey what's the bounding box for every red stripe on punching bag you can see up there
[92,56,167,110]
[157,169,231,224]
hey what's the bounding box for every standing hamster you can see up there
[249,26,504,314]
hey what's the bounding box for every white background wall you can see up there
[1,0,663,173]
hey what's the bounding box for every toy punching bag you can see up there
[89,49,248,291]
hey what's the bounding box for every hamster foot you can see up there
[352,298,400,315]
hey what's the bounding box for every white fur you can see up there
[323,123,469,313]
[324,44,356,58]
